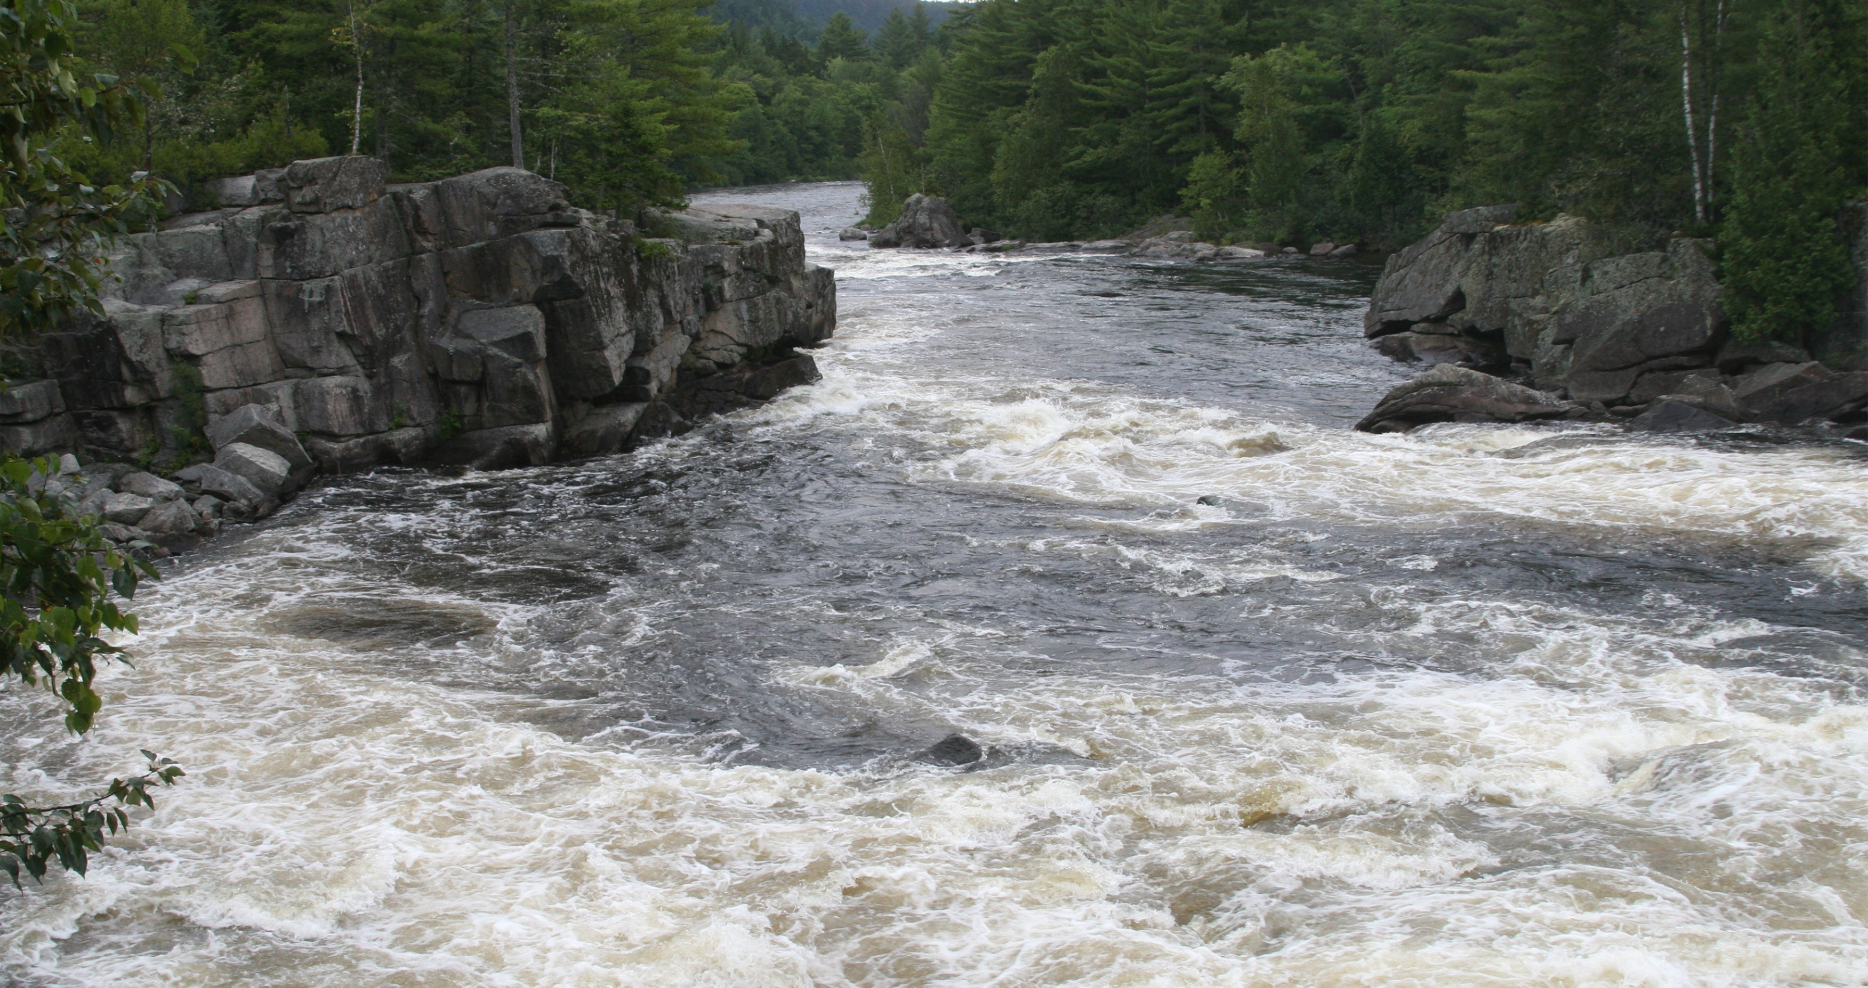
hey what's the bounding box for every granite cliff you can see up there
[1,156,836,473]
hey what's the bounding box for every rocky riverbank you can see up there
[0,157,836,555]
[1355,203,1868,434]
[848,194,1360,261]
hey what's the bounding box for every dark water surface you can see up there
[5,181,1867,987]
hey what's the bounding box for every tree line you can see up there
[881,0,1865,342]
[63,0,743,214]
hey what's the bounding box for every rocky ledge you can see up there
[1357,203,1868,434]
[0,156,835,555]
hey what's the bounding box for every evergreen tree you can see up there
[816,11,869,62]
[1719,0,1864,343]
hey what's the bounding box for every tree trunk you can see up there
[1681,9,1706,224]
[349,0,365,156]
[505,3,524,169]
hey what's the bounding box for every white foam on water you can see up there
[5,189,1867,986]
[751,337,1868,580]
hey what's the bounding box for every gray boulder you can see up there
[215,442,292,495]
[121,471,185,500]
[869,194,968,249]
[0,380,65,423]
[1356,364,1576,433]
[206,403,314,471]
[196,463,267,507]
[1628,399,1739,433]
[137,498,200,535]
[1730,362,1868,423]
[1714,338,1811,374]
[838,227,868,241]
[100,491,154,524]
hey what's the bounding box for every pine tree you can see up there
[1719,0,1863,343]
[816,11,869,62]
[874,5,928,71]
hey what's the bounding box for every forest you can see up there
[34,0,1868,342]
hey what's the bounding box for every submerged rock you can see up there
[919,734,984,766]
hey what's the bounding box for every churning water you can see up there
[4,182,1868,987]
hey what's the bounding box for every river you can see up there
[4,181,1867,987]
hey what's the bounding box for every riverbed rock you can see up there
[215,442,293,495]
[207,402,313,472]
[839,227,868,241]
[1356,364,1577,433]
[195,463,267,507]
[919,734,984,766]
[1627,399,1738,433]
[137,498,201,535]
[870,194,968,249]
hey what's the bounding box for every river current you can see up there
[5,181,1868,987]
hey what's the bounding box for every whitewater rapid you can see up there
[3,182,1866,988]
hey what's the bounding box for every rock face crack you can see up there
[2,157,838,472]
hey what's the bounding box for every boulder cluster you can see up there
[1357,204,1868,434]
[0,155,837,555]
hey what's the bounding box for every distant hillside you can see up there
[709,0,964,37]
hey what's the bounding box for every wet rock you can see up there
[137,498,201,535]
[920,734,984,766]
[869,194,968,249]
[1714,338,1811,374]
[1373,332,1509,372]
[1081,240,1132,254]
[1309,242,1336,256]
[1627,399,1738,433]
[838,227,868,241]
[192,495,224,519]
[196,463,266,507]
[304,426,431,473]
[1732,363,1868,424]
[1356,364,1575,433]
[150,531,203,555]
[433,423,555,470]
[206,403,313,471]
[1216,246,1266,260]
[215,442,292,495]
[967,228,1002,245]
[1328,243,1361,259]
[1655,375,1745,421]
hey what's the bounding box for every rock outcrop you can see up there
[1357,204,1868,433]
[1356,364,1579,433]
[869,194,968,248]
[0,157,836,475]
